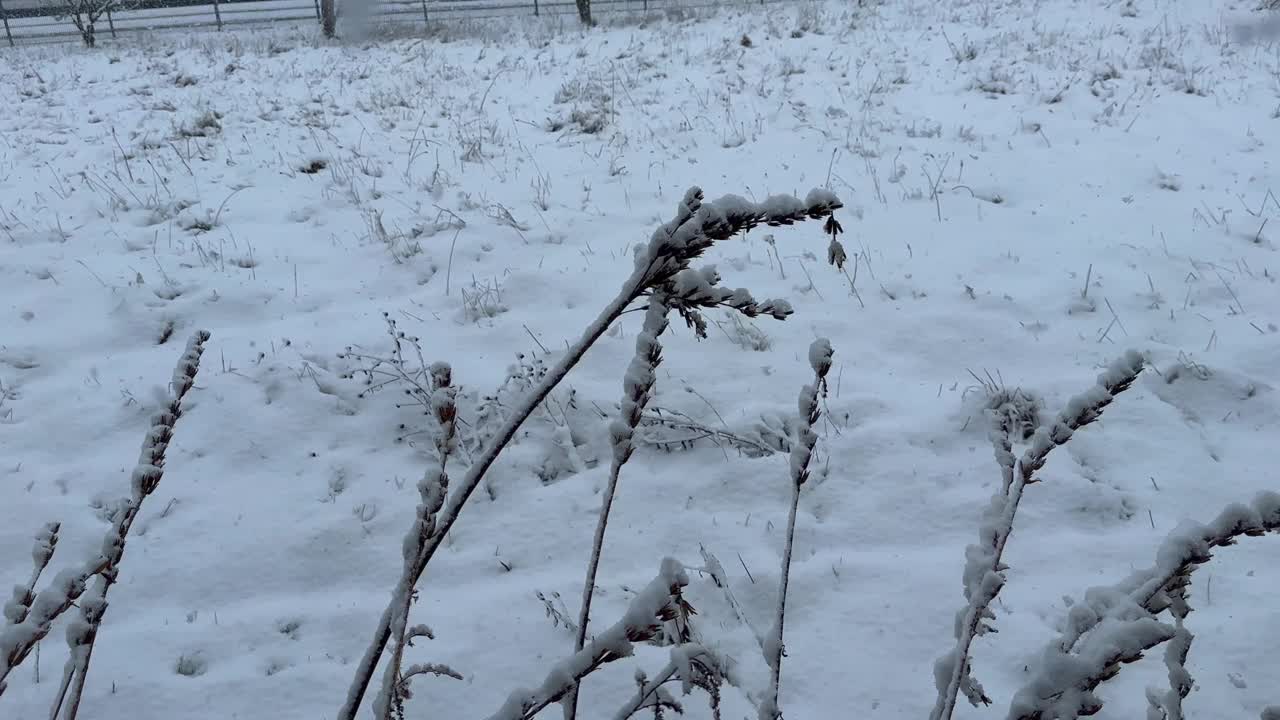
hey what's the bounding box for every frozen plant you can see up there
[759,338,835,720]
[487,558,710,720]
[338,185,844,720]
[372,363,463,720]
[0,331,211,720]
[965,369,1044,442]
[564,242,842,718]
[615,644,724,720]
[1008,491,1280,720]
[931,350,1146,720]
[338,313,436,414]
[340,319,588,469]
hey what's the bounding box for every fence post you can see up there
[533,0,538,16]
[0,0,13,48]
[319,0,334,35]
[106,6,117,38]
[420,0,428,24]
[212,0,222,30]
[313,0,320,21]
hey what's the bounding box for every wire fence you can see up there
[0,0,780,47]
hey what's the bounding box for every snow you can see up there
[2,1,1280,719]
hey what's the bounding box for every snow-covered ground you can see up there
[2,1,1278,719]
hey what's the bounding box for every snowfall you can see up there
[1,0,1278,719]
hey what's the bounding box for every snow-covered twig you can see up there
[566,296,670,720]
[1008,490,1280,720]
[44,330,210,720]
[759,339,833,720]
[931,350,1146,720]
[0,523,63,696]
[2,523,60,630]
[339,312,436,410]
[485,558,692,720]
[613,646,723,720]
[339,187,842,720]
[374,363,461,720]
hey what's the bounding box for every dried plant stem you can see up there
[932,351,1145,720]
[340,186,843,720]
[1009,490,1279,720]
[374,364,458,720]
[613,647,721,720]
[52,331,210,720]
[486,559,691,720]
[0,524,60,700]
[759,339,833,720]
[1,523,59,631]
[339,277,644,720]
[640,407,775,457]
[567,296,670,720]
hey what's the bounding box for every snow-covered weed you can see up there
[0,332,211,719]
[460,276,508,323]
[175,109,223,139]
[548,75,613,135]
[337,185,846,720]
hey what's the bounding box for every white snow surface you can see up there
[2,1,1279,719]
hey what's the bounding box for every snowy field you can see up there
[2,1,1279,719]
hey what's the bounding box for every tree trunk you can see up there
[575,0,591,26]
[320,0,336,37]
[82,20,95,47]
